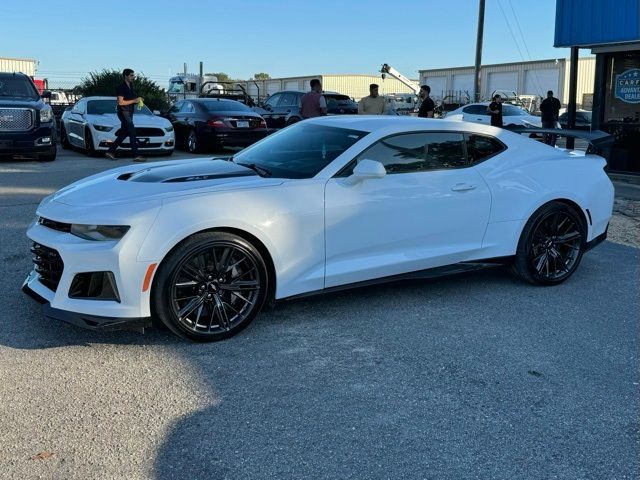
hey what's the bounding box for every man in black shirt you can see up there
[539,90,562,146]
[417,85,435,118]
[105,68,145,162]
[487,94,503,127]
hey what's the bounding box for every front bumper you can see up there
[0,123,57,156]
[22,274,151,330]
[93,127,175,152]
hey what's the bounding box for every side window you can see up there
[265,94,281,108]
[181,102,195,113]
[169,102,183,114]
[462,105,474,114]
[465,134,505,164]
[71,100,85,114]
[354,132,467,174]
[278,93,296,107]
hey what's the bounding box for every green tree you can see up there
[207,72,233,83]
[253,73,271,80]
[77,69,169,112]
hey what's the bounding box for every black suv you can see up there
[253,90,358,129]
[0,72,57,161]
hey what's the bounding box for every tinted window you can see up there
[465,134,505,164]
[278,93,297,107]
[355,132,467,174]
[502,104,528,116]
[202,100,251,112]
[326,95,357,107]
[233,123,368,179]
[87,100,152,115]
[264,94,281,108]
[0,76,39,99]
[463,105,483,115]
[71,100,86,114]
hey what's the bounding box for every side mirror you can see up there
[344,159,386,185]
[41,91,52,99]
[153,110,160,115]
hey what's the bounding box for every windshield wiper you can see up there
[235,162,272,177]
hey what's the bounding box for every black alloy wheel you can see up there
[60,123,71,149]
[153,232,269,341]
[511,202,585,285]
[187,129,199,153]
[84,128,96,156]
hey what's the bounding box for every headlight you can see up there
[164,126,174,132]
[93,124,114,132]
[40,106,53,123]
[70,224,130,241]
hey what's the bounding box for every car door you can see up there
[324,131,491,288]
[276,93,299,126]
[66,99,87,147]
[462,104,490,124]
[165,101,185,143]
[259,93,282,129]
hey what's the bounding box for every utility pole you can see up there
[199,61,203,96]
[473,0,485,102]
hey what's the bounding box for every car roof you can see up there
[0,71,30,79]
[190,98,243,103]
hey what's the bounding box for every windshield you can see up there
[202,101,252,112]
[233,123,368,179]
[0,77,39,99]
[87,99,153,115]
[326,95,357,107]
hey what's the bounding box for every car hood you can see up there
[85,113,171,128]
[49,158,285,207]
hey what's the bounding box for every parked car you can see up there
[23,117,612,342]
[60,97,174,156]
[0,71,57,161]
[253,91,358,129]
[559,110,592,130]
[163,98,268,152]
[444,102,551,128]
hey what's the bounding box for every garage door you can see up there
[424,76,447,100]
[524,68,560,96]
[487,71,518,97]
[452,74,474,95]
[267,81,280,95]
[284,81,299,91]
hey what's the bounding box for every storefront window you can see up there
[604,52,640,124]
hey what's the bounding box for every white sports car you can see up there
[444,102,555,128]
[60,96,175,156]
[23,117,613,341]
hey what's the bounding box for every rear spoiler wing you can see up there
[504,126,614,156]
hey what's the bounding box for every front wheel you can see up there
[84,128,97,157]
[152,232,269,341]
[511,202,586,285]
[187,129,201,153]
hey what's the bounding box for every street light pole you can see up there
[473,0,486,102]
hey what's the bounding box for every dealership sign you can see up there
[615,69,640,103]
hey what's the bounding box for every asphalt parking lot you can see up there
[0,147,638,480]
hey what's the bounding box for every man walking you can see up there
[105,68,145,162]
[417,85,435,118]
[358,83,385,115]
[540,90,562,146]
[487,94,503,127]
[300,79,327,119]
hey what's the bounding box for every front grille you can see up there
[134,127,164,137]
[38,216,72,233]
[0,108,33,131]
[31,243,64,292]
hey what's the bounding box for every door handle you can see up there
[451,183,476,192]
[476,118,483,121]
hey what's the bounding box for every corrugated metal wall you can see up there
[562,57,596,107]
[0,57,36,76]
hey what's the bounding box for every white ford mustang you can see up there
[60,96,175,156]
[23,117,613,341]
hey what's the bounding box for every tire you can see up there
[38,150,57,162]
[84,128,97,157]
[187,129,201,153]
[286,117,301,126]
[152,231,269,342]
[60,124,71,150]
[511,201,586,285]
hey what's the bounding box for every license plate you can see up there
[236,121,249,128]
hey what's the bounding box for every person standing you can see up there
[539,90,562,146]
[358,83,385,115]
[417,85,435,118]
[487,94,503,127]
[105,68,146,162]
[300,79,327,119]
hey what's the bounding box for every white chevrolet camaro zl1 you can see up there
[23,117,614,341]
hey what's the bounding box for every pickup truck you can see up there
[0,71,57,161]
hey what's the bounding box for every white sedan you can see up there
[444,102,552,128]
[23,116,613,341]
[60,96,175,156]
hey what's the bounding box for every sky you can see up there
[1,0,579,86]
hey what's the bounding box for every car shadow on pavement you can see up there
[150,242,640,480]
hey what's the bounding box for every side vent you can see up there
[117,172,137,181]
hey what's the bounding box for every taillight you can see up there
[207,119,226,128]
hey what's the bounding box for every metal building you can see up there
[418,58,595,107]
[0,57,37,77]
[243,74,418,102]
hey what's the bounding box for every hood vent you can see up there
[115,159,258,183]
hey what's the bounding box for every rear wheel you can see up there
[511,202,586,285]
[60,124,71,149]
[152,232,269,342]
